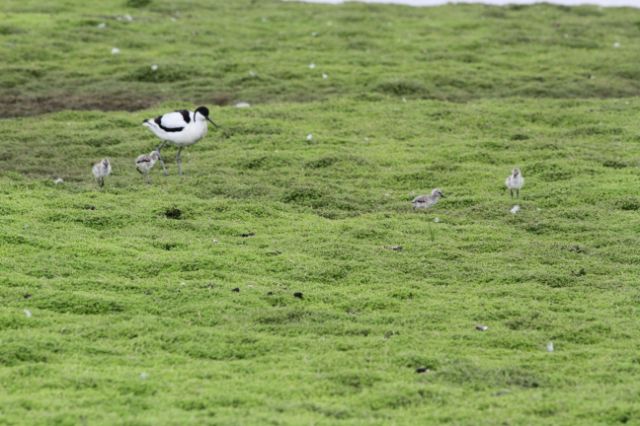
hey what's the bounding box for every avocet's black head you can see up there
[195,106,209,117]
[194,106,218,128]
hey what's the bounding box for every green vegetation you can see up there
[1,0,640,424]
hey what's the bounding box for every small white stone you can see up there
[308,63,316,69]
[97,22,106,29]
[510,205,520,214]
[322,73,328,80]
[123,14,133,22]
[306,133,313,141]
[24,309,32,318]
[546,342,554,352]
[433,217,440,223]
[235,102,251,108]
[212,239,219,244]
[248,70,257,77]
[111,47,120,55]
[54,177,64,185]
[151,64,158,71]
[613,42,621,48]
[140,372,149,380]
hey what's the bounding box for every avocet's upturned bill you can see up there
[142,106,218,176]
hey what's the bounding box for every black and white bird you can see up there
[412,188,444,209]
[92,158,111,188]
[135,150,161,183]
[142,106,218,176]
[505,168,524,198]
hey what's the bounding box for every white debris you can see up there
[308,63,316,69]
[97,22,106,29]
[433,217,440,223]
[54,177,64,185]
[123,14,133,22]
[24,309,32,318]
[306,133,313,142]
[111,47,121,55]
[546,342,554,352]
[475,324,488,331]
[235,102,251,108]
[151,64,158,71]
[212,239,219,244]
[510,205,520,214]
[140,372,149,380]
[613,42,621,48]
[322,73,328,79]
[248,70,257,77]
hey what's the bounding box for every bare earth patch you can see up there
[0,91,161,118]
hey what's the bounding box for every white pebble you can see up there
[140,372,149,380]
[248,70,257,77]
[613,42,621,48]
[24,309,32,318]
[322,73,328,80]
[308,63,316,69]
[546,342,554,352]
[510,205,520,214]
[54,177,64,185]
[97,22,106,29]
[151,64,158,71]
[306,133,313,141]
[111,47,120,55]
[212,239,219,244]
[433,217,440,223]
[235,102,251,108]
[123,14,133,22]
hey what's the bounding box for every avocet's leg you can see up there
[510,189,513,198]
[176,147,183,176]
[516,189,520,198]
[156,141,169,176]
[98,177,104,188]
[145,172,151,185]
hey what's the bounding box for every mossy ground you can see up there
[1,1,640,425]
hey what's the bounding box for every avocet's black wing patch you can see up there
[178,110,191,124]
[154,111,188,133]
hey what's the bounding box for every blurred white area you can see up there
[288,0,640,6]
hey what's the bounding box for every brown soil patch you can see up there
[0,91,235,118]
[0,91,161,118]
